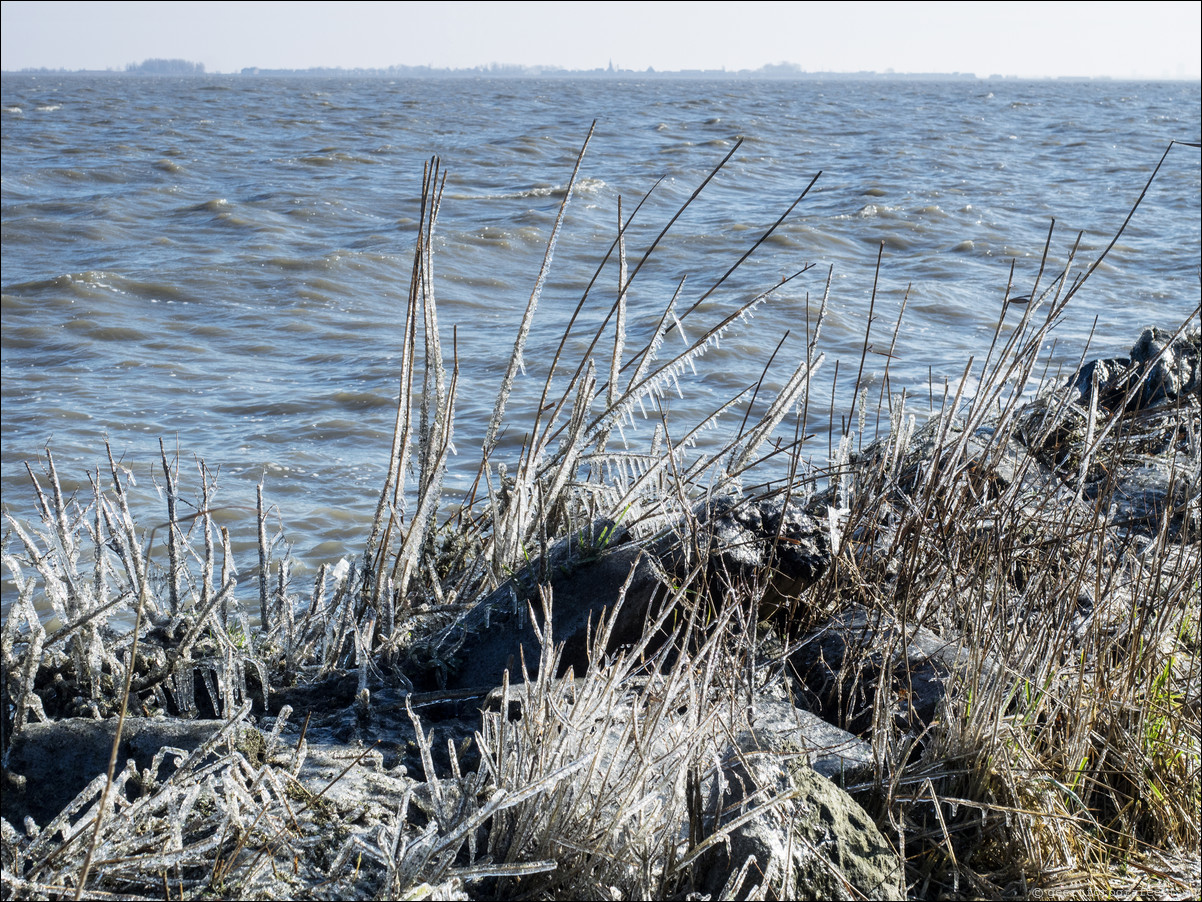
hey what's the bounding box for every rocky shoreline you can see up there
[3,326,1198,900]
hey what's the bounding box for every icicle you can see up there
[672,312,688,346]
[827,505,844,557]
[203,666,222,718]
[173,667,198,719]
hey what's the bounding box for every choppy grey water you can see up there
[3,75,1199,598]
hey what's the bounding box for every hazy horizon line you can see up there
[7,59,1200,82]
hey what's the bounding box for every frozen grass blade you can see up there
[483,124,595,457]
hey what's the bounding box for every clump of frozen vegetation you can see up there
[3,134,1199,900]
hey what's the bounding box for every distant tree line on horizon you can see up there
[125,58,205,75]
[235,62,979,80]
[11,58,1049,81]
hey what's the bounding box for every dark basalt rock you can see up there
[428,540,667,692]
[2,717,258,828]
[1028,327,1200,539]
[417,494,831,692]
[690,493,832,618]
[787,608,1000,737]
[1068,327,1200,412]
[692,708,904,901]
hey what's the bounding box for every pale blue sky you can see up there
[2,0,1200,79]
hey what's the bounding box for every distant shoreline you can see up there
[6,67,1187,82]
